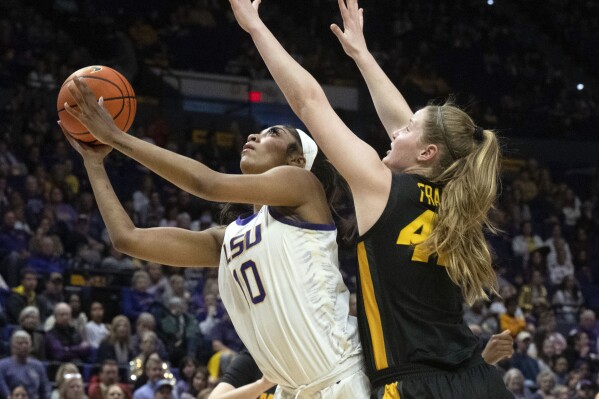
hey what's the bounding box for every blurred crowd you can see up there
[1,0,599,399]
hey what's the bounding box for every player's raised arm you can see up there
[59,124,223,267]
[229,0,390,232]
[330,0,413,138]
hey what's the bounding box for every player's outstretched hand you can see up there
[59,121,112,163]
[229,0,263,33]
[63,77,122,143]
[330,0,368,60]
[482,330,514,365]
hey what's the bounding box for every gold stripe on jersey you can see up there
[357,241,388,370]
[382,382,401,399]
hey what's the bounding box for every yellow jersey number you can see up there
[396,210,446,266]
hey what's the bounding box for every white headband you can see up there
[296,129,318,171]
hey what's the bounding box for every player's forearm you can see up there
[83,161,136,248]
[106,131,220,200]
[352,52,412,138]
[247,24,327,122]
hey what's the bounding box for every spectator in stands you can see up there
[197,292,224,337]
[97,315,134,366]
[57,372,85,399]
[132,355,173,399]
[7,268,42,324]
[131,313,168,361]
[50,363,80,399]
[552,356,569,385]
[512,221,544,268]
[572,379,595,399]
[122,270,156,322]
[181,368,209,399]
[85,302,110,349]
[145,263,168,297]
[8,385,28,399]
[552,384,569,399]
[64,213,105,260]
[513,171,538,205]
[157,297,201,363]
[137,192,165,229]
[0,210,31,284]
[570,310,599,356]
[44,293,87,334]
[538,311,568,356]
[152,380,175,399]
[37,272,65,322]
[504,368,534,399]
[547,241,575,287]
[526,246,550,281]
[160,274,190,307]
[563,332,593,373]
[45,302,91,362]
[545,224,572,263]
[88,359,132,399]
[26,235,65,277]
[0,330,50,399]
[17,306,45,360]
[174,357,198,398]
[552,275,584,325]
[463,300,498,341]
[518,269,549,318]
[102,245,135,269]
[130,332,163,383]
[534,334,557,373]
[500,296,527,338]
[106,385,126,399]
[47,186,78,230]
[511,331,541,389]
[531,370,557,399]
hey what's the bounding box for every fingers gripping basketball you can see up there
[57,65,136,144]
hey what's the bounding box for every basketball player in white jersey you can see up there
[59,77,370,398]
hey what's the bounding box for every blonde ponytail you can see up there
[422,103,501,305]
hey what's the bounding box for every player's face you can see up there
[240,126,301,174]
[383,108,428,172]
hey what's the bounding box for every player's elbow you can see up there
[110,228,138,255]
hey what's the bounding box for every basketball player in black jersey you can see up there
[229,0,513,397]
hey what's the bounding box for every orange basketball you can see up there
[57,65,136,144]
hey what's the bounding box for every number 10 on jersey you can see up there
[233,260,267,304]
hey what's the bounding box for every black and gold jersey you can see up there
[357,173,480,388]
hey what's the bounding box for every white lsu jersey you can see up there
[218,205,362,392]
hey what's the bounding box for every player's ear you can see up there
[418,144,438,162]
[288,154,306,168]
